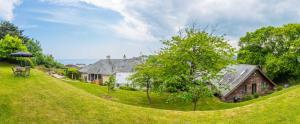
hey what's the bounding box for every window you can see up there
[252,84,257,94]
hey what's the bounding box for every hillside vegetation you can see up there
[1,62,300,123]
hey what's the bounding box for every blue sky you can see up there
[1,0,300,59]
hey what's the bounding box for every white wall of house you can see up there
[115,72,132,87]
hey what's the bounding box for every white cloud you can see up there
[40,0,300,48]
[79,0,158,42]
[0,0,21,21]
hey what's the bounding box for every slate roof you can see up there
[79,57,144,75]
[211,64,259,97]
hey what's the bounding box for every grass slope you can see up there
[67,81,288,111]
[1,62,300,123]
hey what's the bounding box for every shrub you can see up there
[276,86,283,91]
[243,95,254,101]
[66,68,79,80]
[253,93,260,98]
[288,79,300,86]
[53,68,66,75]
[119,86,138,91]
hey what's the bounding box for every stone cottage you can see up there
[211,64,276,102]
[79,55,144,86]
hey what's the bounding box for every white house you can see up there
[115,72,133,87]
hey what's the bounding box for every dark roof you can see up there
[79,57,144,75]
[211,64,275,97]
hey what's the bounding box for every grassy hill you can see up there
[1,62,300,123]
[66,80,290,111]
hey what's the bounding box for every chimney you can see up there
[123,54,126,59]
[106,55,110,60]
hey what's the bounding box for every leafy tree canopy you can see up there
[0,34,28,59]
[131,26,235,110]
[158,27,235,110]
[238,24,300,83]
[0,21,23,40]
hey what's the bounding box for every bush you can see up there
[53,68,66,75]
[276,86,283,91]
[119,86,138,91]
[288,79,300,86]
[253,93,260,98]
[243,95,254,101]
[66,68,79,80]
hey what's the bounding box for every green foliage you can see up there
[0,21,63,68]
[25,39,42,55]
[0,21,23,40]
[243,93,259,101]
[119,86,138,91]
[288,79,300,85]
[253,93,260,98]
[157,27,235,110]
[129,55,163,104]
[105,75,116,93]
[17,58,34,67]
[0,34,27,59]
[276,86,283,91]
[243,95,254,101]
[66,68,79,79]
[36,54,64,68]
[130,56,162,90]
[130,26,235,109]
[238,24,300,83]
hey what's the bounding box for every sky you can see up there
[1,0,300,60]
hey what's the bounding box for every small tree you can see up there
[105,75,116,93]
[129,56,161,104]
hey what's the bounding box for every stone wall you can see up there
[223,70,275,102]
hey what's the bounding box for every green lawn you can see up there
[1,62,300,123]
[67,80,292,111]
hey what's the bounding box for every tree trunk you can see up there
[146,81,152,104]
[193,98,197,111]
[71,73,74,79]
[107,84,110,93]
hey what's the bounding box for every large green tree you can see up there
[238,24,300,83]
[142,27,235,110]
